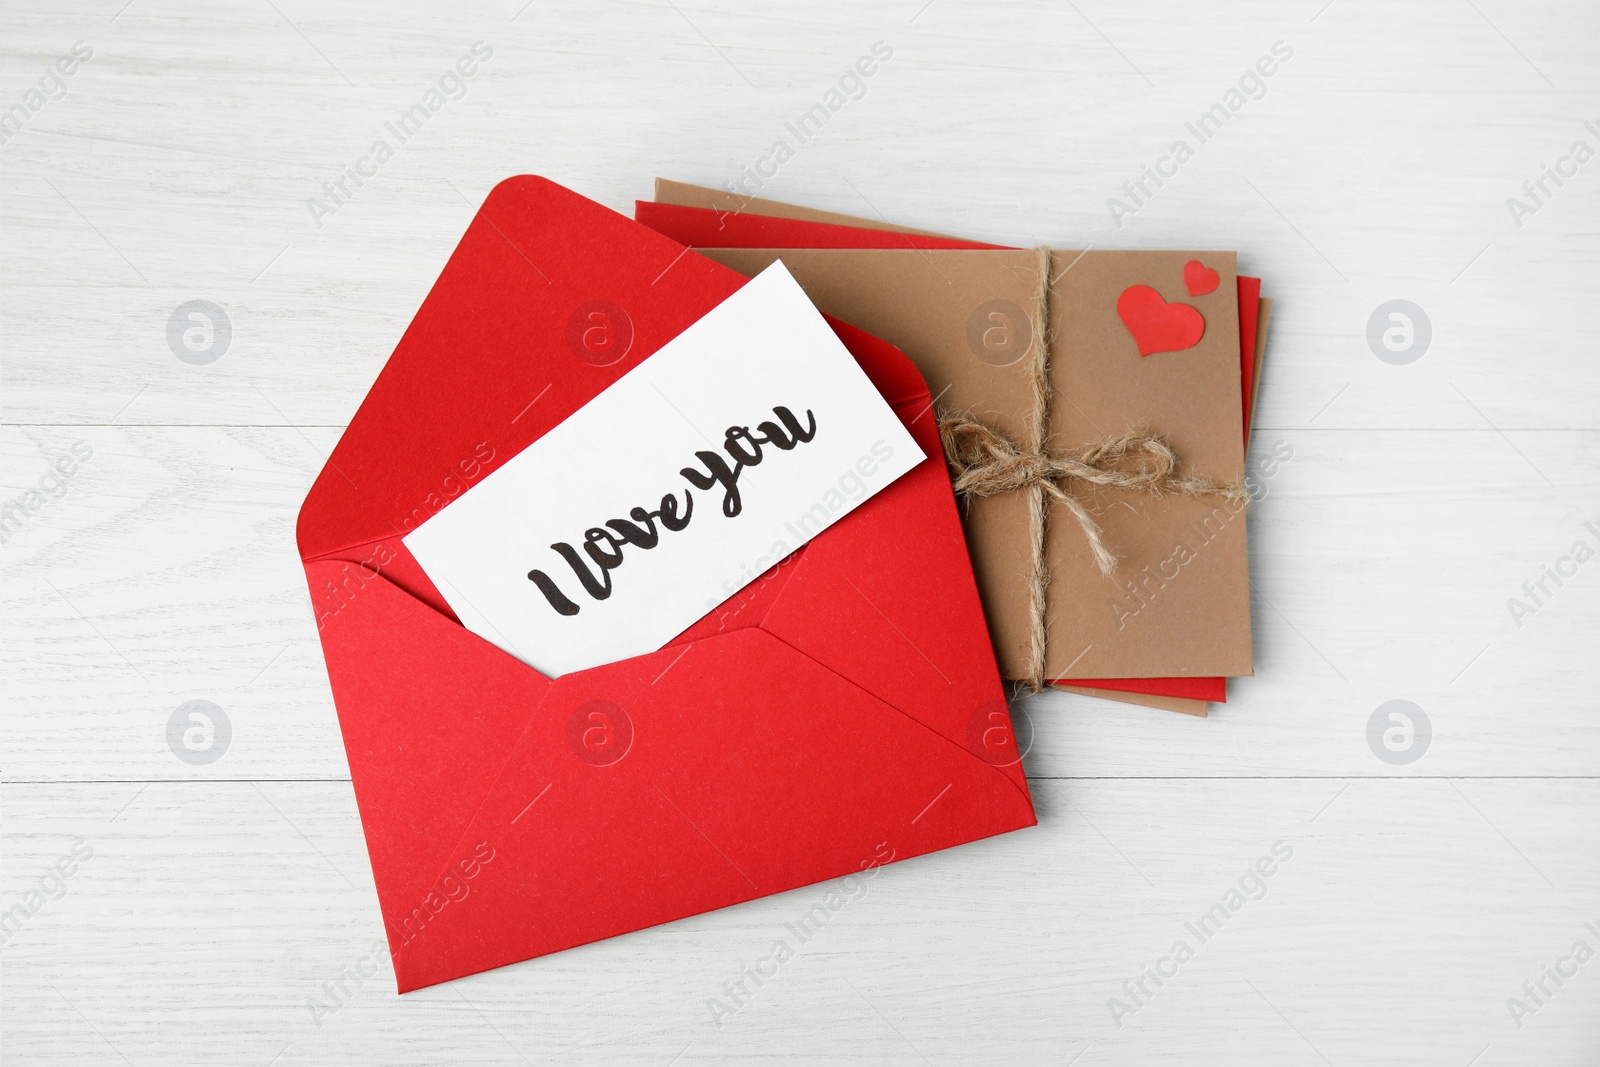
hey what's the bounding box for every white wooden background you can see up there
[4,0,1598,1063]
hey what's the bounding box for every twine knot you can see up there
[938,415,1250,582]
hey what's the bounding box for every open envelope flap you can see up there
[299,176,745,563]
[297,175,926,596]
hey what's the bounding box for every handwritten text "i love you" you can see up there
[526,406,817,615]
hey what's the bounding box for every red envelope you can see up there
[297,177,1036,992]
[633,200,1269,707]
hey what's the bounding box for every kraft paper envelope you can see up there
[639,183,1255,684]
[641,186,1275,714]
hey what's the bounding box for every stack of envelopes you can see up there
[636,180,1272,717]
[298,176,1270,991]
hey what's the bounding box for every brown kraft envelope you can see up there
[648,184,1253,686]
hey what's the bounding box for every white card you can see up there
[403,262,925,678]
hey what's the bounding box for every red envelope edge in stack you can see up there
[297,176,1035,992]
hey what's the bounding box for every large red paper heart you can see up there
[1183,259,1220,296]
[1116,285,1206,356]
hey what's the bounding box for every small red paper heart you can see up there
[1183,259,1220,296]
[1116,285,1206,357]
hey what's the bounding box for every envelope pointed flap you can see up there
[385,628,1035,992]
[297,176,740,562]
[307,558,553,919]
[757,410,1030,796]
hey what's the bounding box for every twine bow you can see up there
[934,248,1248,693]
